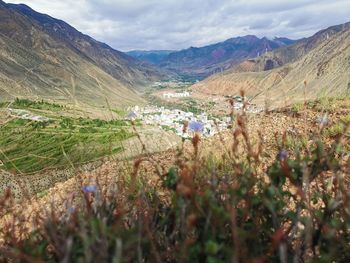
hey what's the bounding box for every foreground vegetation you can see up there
[0,99,134,173]
[0,98,349,262]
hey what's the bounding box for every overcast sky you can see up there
[7,0,350,51]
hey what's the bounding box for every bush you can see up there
[13,98,63,111]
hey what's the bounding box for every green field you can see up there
[0,99,134,174]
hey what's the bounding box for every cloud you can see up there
[6,0,350,51]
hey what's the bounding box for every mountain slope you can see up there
[5,2,169,89]
[158,35,297,78]
[0,1,169,108]
[0,32,142,107]
[192,25,350,108]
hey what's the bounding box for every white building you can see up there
[163,91,190,98]
[129,105,235,138]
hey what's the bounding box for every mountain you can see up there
[157,35,297,78]
[0,1,168,108]
[231,22,350,73]
[192,22,350,108]
[126,50,175,65]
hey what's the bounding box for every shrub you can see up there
[291,103,304,114]
[13,98,63,111]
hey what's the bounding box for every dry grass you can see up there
[0,96,349,262]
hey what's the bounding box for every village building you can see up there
[163,91,190,98]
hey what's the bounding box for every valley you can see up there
[0,13,349,196]
[0,0,349,262]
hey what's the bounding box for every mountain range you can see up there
[0,0,349,110]
[192,22,350,108]
[128,36,297,78]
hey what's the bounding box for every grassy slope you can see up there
[0,99,135,174]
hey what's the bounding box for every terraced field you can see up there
[0,99,134,174]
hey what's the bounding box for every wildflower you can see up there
[318,114,328,126]
[189,121,204,133]
[82,185,97,193]
[68,207,76,214]
[278,149,288,161]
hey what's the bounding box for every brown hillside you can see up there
[192,27,350,108]
[0,1,167,108]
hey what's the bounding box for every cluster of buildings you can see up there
[228,96,264,113]
[7,108,50,122]
[127,106,231,138]
[163,91,190,98]
[230,101,264,113]
[151,80,195,89]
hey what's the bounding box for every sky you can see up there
[7,0,350,52]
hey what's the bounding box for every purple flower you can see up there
[318,115,328,126]
[278,149,288,161]
[82,185,97,193]
[189,121,204,133]
[68,207,76,214]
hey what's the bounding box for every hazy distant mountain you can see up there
[157,35,297,78]
[192,22,350,108]
[127,50,175,65]
[272,37,297,46]
[0,0,169,107]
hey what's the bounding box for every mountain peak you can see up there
[242,34,260,39]
[14,3,32,9]
[225,34,259,42]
